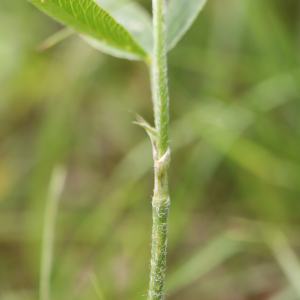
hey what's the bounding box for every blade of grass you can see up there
[265,229,300,298]
[37,27,74,52]
[89,272,107,300]
[165,232,243,294]
[268,287,296,300]
[40,165,67,300]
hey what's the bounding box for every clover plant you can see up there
[29,0,207,299]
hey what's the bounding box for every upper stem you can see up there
[152,0,169,159]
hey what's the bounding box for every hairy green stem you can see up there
[152,0,169,158]
[148,0,170,299]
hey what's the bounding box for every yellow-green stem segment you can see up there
[148,0,170,299]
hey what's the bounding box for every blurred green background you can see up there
[1,0,300,299]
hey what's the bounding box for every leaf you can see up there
[29,0,148,59]
[107,2,153,54]
[84,0,153,59]
[94,0,130,11]
[166,0,207,50]
[81,35,144,60]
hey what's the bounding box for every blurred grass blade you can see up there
[40,166,67,300]
[37,27,74,52]
[89,272,107,300]
[166,0,207,50]
[268,287,297,300]
[183,99,300,190]
[1,291,35,300]
[266,229,300,298]
[29,0,147,59]
[166,233,243,293]
[227,136,300,190]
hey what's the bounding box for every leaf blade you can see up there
[83,0,153,60]
[166,0,207,50]
[29,0,148,59]
[108,2,153,54]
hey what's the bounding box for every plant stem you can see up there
[148,0,170,299]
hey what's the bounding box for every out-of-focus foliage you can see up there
[1,0,300,299]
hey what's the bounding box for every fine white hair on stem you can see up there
[148,0,170,298]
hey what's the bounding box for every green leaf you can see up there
[84,0,153,59]
[166,0,207,50]
[106,1,153,54]
[81,35,143,60]
[29,0,148,59]
[94,0,130,11]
